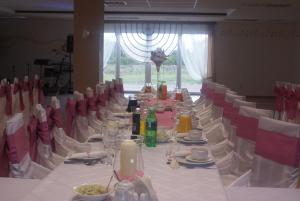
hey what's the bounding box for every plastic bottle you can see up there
[145,107,157,147]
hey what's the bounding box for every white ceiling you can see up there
[0,0,300,22]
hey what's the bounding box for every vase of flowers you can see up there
[150,48,167,101]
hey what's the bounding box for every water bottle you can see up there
[145,107,157,147]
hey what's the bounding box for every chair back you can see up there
[250,117,300,187]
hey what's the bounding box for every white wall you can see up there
[1,19,300,97]
[214,22,298,96]
[0,18,73,80]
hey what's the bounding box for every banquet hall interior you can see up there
[0,0,300,201]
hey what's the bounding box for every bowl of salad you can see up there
[73,183,113,201]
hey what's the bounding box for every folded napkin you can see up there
[67,151,107,160]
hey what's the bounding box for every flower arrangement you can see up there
[150,48,167,72]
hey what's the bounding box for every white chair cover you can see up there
[233,107,274,175]
[249,117,300,187]
[29,104,64,170]
[218,107,274,186]
[86,87,104,135]
[95,83,109,121]
[73,91,97,143]
[6,113,50,179]
[48,97,91,157]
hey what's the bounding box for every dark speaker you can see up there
[66,35,73,53]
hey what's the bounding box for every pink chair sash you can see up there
[28,116,51,162]
[65,99,75,138]
[274,85,285,112]
[115,84,124,93]
[23,81,34,107]
[34,79,45,104]
[255,129,300,167]
[201,83,208,94]
[13,83,25,111]
[285,88,297,120]
[0,85,5,97]
[212,93,225,107]
[46,107,63,129]
[295,87,300,101]
[7,126,29,164]
[87,96,97,112]
[109,87,115,99]
[76,100,87,116]
[0,134,9,177]
[96,93,106,107]
[104,88,109,101]
[205,88,215,99]
[222,103,239,124]
[5,85,12,116]
[236,116,259,141]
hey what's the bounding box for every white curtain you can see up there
[179,34,209,81]
[116,23,178,62]
[103,33,116,68]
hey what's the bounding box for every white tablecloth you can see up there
[19,143,229,201]
[0,177,40,201]
[227,187,300,201]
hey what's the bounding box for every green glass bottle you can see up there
[145,107,157,147]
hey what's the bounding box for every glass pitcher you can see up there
[177,111,192,133]
[114,136,144,182]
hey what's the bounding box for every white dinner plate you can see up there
[176,156,214,167]
[185,155,210,163]
[177,138,208,144]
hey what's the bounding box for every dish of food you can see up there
[73,184,112,201]
[75,184,107,195]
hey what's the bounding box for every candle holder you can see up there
[114,137,144,182]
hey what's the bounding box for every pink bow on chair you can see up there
[13,82,25,112]
[28,116,51,162]
[4,84,12,116]
[0,134,9,177]
[34,79,45,104]
[76,99,87,117]
[274,85,285,113]
[65,99,75,138]
[86,96,97,112]
[22,80,34,107]
[285,87,297,120]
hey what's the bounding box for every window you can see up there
[103,23,211,94]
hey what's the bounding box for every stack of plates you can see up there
[176,155,214,167]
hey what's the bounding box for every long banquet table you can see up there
[1,136,300,201]
[17,143,229,201]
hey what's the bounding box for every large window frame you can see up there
[103,23,212,95]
